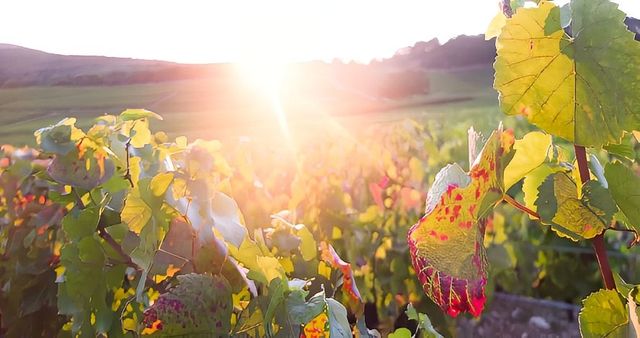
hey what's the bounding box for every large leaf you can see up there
[535,172,616,240]
[407,127,514,317]
[211,191,247,248]
[34,118,84,155]
[605,162,640,232]
[494,0,640,147]
[579,289,629,338]
[48,151,115,190]
[142,274,232,336]
[326,298,353,338]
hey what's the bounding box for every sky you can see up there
[1,0,639,64]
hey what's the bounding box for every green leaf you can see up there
[579,289,628,338]
[264,278,287,336]
[503,131,552,190]
[605,162,640,232]
[326,298,352,338]
[62,207,100,241]
[535,172,610,240]
[77,237,105,265]
[286,290,325,326]
[34,118,83,155]
[119,109,163,121]
[581,180,617,225]
[388,328,412,338]
[406,303,444,338]
[48,151,115,190]
[211,191,247,248]
[604,134,636,160]
[494,0,640,147]
[355,317,381,338]
[142,274,232,336]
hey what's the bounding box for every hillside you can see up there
[0,35,497,89]
[0,44,231,88]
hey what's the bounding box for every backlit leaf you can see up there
[34,118,83,155]
[48,151,115,190]
[297,225,317,261]
[119,109,163,121]
[150,172,173,197]
[211,191,247,248]
[62,207,100,241]
[522,164,562,217]
[579,289,628,338]
[407,127,515,317]
[121,189,151,234]
[494,0,640,147]
[605,162,640,232]
[535,172,614,240]
[503,131,552,190]
[320,241,362,303]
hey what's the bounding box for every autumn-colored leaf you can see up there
[320,242,362,303]
[142,274,232,336]
[407,126,514,317]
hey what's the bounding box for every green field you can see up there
[0,66,499,146]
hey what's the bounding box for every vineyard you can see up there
[2,0,640,337]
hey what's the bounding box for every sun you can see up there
[234,62,285,97]
[234,62,292,143]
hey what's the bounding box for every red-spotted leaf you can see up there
[407,126,514,317]
[320,242,362,303]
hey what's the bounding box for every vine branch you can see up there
[97,224,139,270]
[503,194,540,219]
[123,138,134,187]
[575,145,615,290]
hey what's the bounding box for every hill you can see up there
[0,43,231,88]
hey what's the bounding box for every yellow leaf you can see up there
[297,225,317,261]
[279,257,295,273]
[256,256,286,283]
[504,131,552,190]
[485,11,507,40]
[332,226,342,240]
[121,190,151,234]
[318,261,332,280]
[150,172,174,197]
[123,318,138,331]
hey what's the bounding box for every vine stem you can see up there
[503,194,540,219]
[575,145,615,290]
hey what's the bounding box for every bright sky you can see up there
[1,0,639,64]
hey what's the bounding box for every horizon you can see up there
[2,0,639,64]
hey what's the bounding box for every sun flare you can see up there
[235,62,292,143]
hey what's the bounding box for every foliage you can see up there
[1,0,640,337]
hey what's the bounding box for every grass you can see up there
[0,65,498,146]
